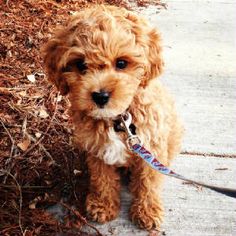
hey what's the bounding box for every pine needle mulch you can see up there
[0,1,166,235]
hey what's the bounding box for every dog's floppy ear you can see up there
[42,38,69,95]
[125,12,163,87]
[144,28,163,83]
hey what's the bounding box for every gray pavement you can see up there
[90,156,236,236]
[148,0,236,155]
[88,1,236,235]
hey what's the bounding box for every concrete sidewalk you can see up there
[89,1,236,235]
[90,156,236,236]
[148,0,236,155]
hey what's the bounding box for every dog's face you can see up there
[43,5,163,119]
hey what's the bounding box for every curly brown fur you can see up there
[42,5,183,230]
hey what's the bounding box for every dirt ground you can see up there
[0,1,165,235]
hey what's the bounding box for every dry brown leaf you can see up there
[0,113,14,123]
[17,138,31,151]
[31,92,44,99]
[62,113,69,120]
[35,132,42,138]
[73,169,82,175]
[27,74,36,83]
[29,196,43,209]
[18,90,27,97]
[56,95,62,102]
[38,108,49,119]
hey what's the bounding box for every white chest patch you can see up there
[98,128,127,165]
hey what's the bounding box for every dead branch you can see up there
[60,202,103,236]
[0,118,15,158]
[0,169,24,235]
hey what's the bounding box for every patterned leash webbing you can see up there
[119,112,236,199]
[131,143,236,198]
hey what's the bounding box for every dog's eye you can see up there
[76,59,87,73]
[116,59,128,70]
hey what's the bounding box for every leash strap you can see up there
[131,143,236,198]
[119,112,236,199]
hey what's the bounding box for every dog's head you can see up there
[42,5,163,119]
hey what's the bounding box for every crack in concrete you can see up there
[180,151,236,158]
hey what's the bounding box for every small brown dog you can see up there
[43,5,183,230]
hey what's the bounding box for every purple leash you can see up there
[120,112,236,199]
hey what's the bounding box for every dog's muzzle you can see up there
[92,90,110,107]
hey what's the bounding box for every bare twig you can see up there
[6,0,11,9]
[0,119,17,184]
[22,116,27,138]
[0,169,24,235]
[0,86,47,91]
[60,202,103,236]
[0,184,53,189]
[18,92,60,158]
[0,87,12,95]
[26,132,55,164]
[0,225,20,234]
[0,118,15,158]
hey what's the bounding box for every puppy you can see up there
[43,5,183,230]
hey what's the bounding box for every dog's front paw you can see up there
[86,193,120,223]
[130,200,163,230]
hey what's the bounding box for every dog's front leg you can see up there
[129,157,164,230]
[86,155,121,223]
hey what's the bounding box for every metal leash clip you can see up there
[120,112,142,150]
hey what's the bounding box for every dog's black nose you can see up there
[92,90,110,106]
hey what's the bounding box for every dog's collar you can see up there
[114,112,142,149]
[113,111,136,135]
[113,118,136,135]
